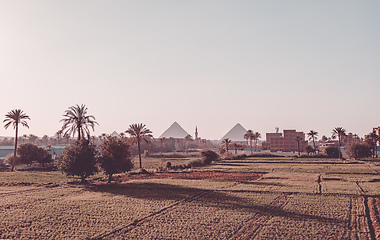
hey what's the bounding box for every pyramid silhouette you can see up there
[159,122,189,139]
[220,123,247,141]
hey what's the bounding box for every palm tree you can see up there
[28,134,38,144]
[126,123,153,169]
[22,134,28,143]
[55,129,63,144]
[307,130,318,154]
[222,138,232,153]
[294,135,303,156]
[3,109,31,169]
[42,135,49,145]
[253,132,261,152]
[244,130,254,154]
[367,131,379,158]
[332,127,346,159]
[60,104,98,140]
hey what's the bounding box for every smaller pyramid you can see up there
[159,122,189,139]
[220,123,248,141]
[110,131,119,137]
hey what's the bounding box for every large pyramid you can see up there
[159,122,189,139]
[220,123,247,141]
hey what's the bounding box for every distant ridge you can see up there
[159,122,189,139]
[220,123,247,141]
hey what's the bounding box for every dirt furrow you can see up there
[366,197,380,240]
[0,184,63,197]
[90,182,241,239]
[230,193,290,239]
[351,196,372,240]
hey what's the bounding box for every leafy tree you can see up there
[304,145,314,156]
[18,143,39,165]
[61,104,98,140]
[345,142,372,159]
[98,136,133,183]
[200,150,219,165]
[18,143,53,167]
[332,127,346,159]
[58,139,98,182]
[4,154,20,170]
[324,145,340,158]
[244,130,254,154]
[307,130,318,154]
[3,109,30,170]
[294,135,303,156]
[125,123,153,169]
[36,147,53,167]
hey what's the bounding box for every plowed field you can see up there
[1,158,380,239]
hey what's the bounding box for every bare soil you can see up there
[117,171,263,182]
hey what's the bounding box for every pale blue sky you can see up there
[0,1,379,140]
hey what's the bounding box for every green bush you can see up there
[98,136,133,183]
[4,154,20,171]
[58,139,98,182]
[200,150,219,164]
[166,162,172,169]
[324,145,340,158]
[345,142,372,159]
[18,143,52,167]
[189,159,205,167]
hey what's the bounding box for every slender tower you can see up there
[195,126,198,140]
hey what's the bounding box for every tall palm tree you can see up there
[244,130,254,154]
[126,123,153,169]
[294,135,303,156]
[3,109,31,169]
[60,104,98,140]
[307,130,318,154]
[222,138,232,153]
[253,132,261,152]
[332,127,346,159]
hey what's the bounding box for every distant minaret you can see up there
[195,126,198,140]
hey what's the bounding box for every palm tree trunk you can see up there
[14,124,18,157]
[338,137,342,159]
[108,173,112,183]
[138,140,142,169]
[77,124,81,140]
[297,141,300,156]
[312,139,316,155]
[250,140,252,155]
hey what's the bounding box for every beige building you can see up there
[266,130,308,152]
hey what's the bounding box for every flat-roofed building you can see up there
[266,130,308,152]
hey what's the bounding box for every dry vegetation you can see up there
[1,156,380,239]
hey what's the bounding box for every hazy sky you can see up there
[1,1,379,140]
